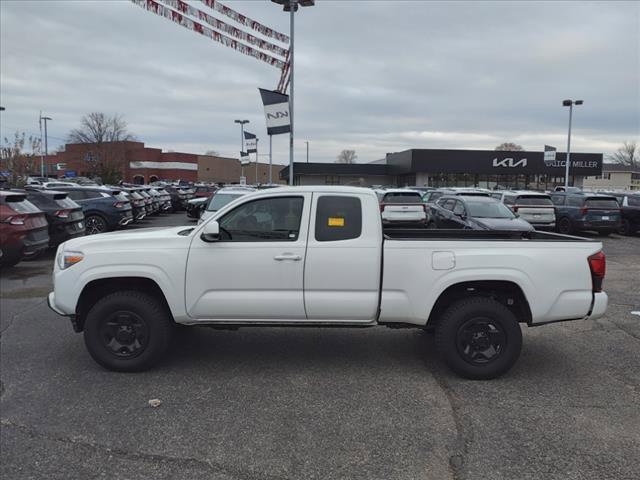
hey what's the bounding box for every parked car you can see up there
[43,186,133,234]
[422,188,491,205]
[549,192,621,236]
[21,189,85,246]
[193,185,217,199]
[0,191,49,267]
[199,186,257,223]
[118,188,147,221]
[491,191,556,230]
[430,195,534,232]
[186,197,208,219]
[379,189,428,227]
[48,186,607,379]
[136,189,155,216]
[598,192,640,235]
[154,188,173,211]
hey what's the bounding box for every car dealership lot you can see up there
[1,213,639,480]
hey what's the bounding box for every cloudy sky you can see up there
[1,0,638,164]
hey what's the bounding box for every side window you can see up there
[315,196,362,242]
[430,192,443,202]
[441,199,456,211]
[491,193,502,200]
[567,196,583,207]
[219,196,303,242]
[550,195,565,205]
[453,201,465,215]
[503,195,516,205]
[65,190,86,201]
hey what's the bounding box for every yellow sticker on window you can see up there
[328,217,345,227]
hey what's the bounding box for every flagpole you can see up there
[269,135,273,184]
[288,1,295,186]
[255,138,259,185]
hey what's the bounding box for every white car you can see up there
[49,186,607,379]
[198,186,257,224]
[491,191,556,229]
[379,189,428,226]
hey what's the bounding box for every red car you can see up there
[0,191,50,268]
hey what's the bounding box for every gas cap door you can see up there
[432,251,456,270]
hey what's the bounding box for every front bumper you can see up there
[47,292,66,316]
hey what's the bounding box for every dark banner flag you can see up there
[259,88,290,135]
[244,131,257,153]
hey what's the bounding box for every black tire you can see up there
[85,214,109,235]
[83,291,173,372]
[618,219,632,236]
[557,217,573,235]
[435,297,522,380]
[0,249,21,268]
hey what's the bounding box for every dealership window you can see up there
[325,175,340,185]
[315,196,362,242]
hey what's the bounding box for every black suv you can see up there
[550,192,621,236]
[21,189,86,246]
[602,192,640,235]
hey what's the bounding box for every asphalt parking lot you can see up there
[1,213,639,480]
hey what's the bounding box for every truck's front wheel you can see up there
[83,291,173,372]
[435,297,522,380]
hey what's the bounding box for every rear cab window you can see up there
[315,196,362,242]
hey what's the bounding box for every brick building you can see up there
[42,141,285,184]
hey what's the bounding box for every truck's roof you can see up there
[263,185,377,196]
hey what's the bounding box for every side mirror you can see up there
[200,220,220,242]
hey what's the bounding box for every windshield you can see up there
[383,192,422,203]
[585,198,619,209]
[466,201,515,218]
[516,195,553,206]
[207,193,245,211]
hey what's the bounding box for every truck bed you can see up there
[383,228,592,242]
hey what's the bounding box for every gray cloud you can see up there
[1,0,638,164]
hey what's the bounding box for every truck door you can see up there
[185,193,311,320]
[303,193,381,321]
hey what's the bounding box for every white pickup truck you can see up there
[48,186,608,379]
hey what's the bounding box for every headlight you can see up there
[59,251,84,270]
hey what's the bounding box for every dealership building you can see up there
[280,148,603,190]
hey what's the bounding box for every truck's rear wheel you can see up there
[435,297,522,379]
[83,291,173,372]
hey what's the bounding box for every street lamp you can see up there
[562,99,583,188]
[305,140,309,163]
[234,119,249,182]
[271,0,315,185]
[40,115,52,178]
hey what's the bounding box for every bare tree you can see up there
[495,142,524,151]
[67,112,136,184]
[336,149,357,164]
[1,132,41,186]
[609,141,638,168]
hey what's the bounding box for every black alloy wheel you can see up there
[456,317,506,365]
[557,217,573,235]
[100,311,149,359]
[85,215,108,235]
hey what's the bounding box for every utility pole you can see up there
[41,115,52,178]
[305,140,309,163]
[562,99,583,188]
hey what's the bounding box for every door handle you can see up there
[274,253,302,261]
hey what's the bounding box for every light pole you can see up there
[305,140,309,163]
[562,99,583,188]
[234,119,249,182]
[41,115,52,178]
[255,137,259,185]
[272,0,315,185]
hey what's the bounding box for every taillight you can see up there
[588,251,606,292]
[380,203,385,212]
[580,207,589,216]
[55,210,70,218]
[512,206,519,212]
[3,215,27,225]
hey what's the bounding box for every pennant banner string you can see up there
[131,0,286,70]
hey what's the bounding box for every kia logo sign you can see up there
[492,157,528,168]
[266,111,289,120]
